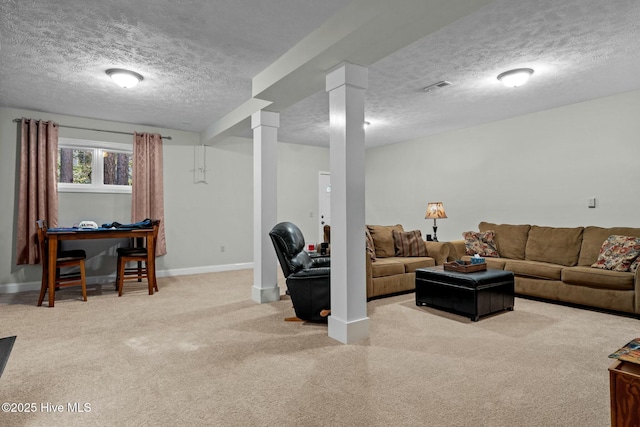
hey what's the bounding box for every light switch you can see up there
[588,198,596,208]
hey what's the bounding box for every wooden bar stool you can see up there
[116,220,160,296]
[36,220,87,306]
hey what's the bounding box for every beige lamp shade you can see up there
[425,202,447,219]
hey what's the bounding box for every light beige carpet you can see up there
[1,269,638,427]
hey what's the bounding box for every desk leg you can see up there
[47,236,58,307]
[147,232,157,295]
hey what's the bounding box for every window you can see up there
[58,138,133,193]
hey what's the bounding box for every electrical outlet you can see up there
[588,198,596,208]
[220,245,225,252]
[309,211,314,218]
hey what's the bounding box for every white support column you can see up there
[325,63,369,344]
[251,110,280,303]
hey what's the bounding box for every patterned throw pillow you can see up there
[392,230,428,257]
[462,230,500,257]
[591,235,640,272]
[365,229,376,262]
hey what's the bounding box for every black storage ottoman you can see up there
[415,267,514,321]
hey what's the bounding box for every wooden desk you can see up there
[44,227,157,307]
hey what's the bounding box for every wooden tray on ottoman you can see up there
[443,261,487,273]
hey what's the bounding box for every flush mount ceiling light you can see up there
[106,69,143,88]
[497,68,534,88]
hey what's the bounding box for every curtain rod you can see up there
[13,118,172,140]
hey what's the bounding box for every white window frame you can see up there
[58,138,133,194]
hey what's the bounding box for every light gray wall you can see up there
[0,109,329,290]
[277,141,330,244]
[0,107,202,287]
[365,89,640,242]
[164,136,330,272]
[11,88,636,289]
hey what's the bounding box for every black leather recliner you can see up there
[269,222,331,322]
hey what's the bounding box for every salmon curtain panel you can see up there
[16,119,59,265]
[132,132,167,256]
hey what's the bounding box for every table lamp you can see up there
[425,202,447,242]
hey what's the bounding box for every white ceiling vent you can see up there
[423,81,452,92]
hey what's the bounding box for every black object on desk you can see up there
[319,242,329,255]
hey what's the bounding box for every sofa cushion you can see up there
[578,226,640,266]
[525,226,584,266]
[367,224,404,258]
[370,258,406,278]
[462,230,499,257]
[401,257,435,273]
[562,266,635,291]
[591,235,640,272]
[392,230,428,257]
[504,259,563,280]
[365,229,376,262]
[479,222,530,260]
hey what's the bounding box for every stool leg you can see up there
[147,262,153,295]
[80,260,87,302]
[117,257,126,296]
[115,256,121,291]
[37,267,48,307]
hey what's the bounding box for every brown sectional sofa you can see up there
[447,222,640,315]
[366,225,449,299]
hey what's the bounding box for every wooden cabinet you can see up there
[609,360,640,427]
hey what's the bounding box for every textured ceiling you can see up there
[0,0,348,131]
[280,0,640,147]
[2,0,640,148]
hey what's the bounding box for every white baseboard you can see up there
[0,262,254,294]
[157,262,253,278]
[0,281,41,294]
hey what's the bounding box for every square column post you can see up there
[325,63,369,344]
[251,111,280,303]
